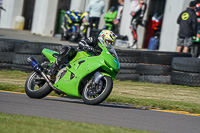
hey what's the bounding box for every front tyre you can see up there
[25,72,52,99]
[82,76,113,105]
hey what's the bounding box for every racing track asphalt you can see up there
[0,91,200,133]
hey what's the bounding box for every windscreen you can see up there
[104,43,118,60]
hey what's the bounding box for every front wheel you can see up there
[25,72,52,99]
[82,76,113,105]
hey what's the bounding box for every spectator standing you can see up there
[129,0,147,49]
[176,1,198,53]
[0,0,6,19]
[130,0,139,13]
[87,0,105,32]
[113,0,124,33]
[195,0,200,37]
[103,6,117,31]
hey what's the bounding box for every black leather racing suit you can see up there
[130,2,147,45]
[78,37,102,55]
[49,37,101,77]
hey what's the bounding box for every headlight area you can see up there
[104,61,119,75]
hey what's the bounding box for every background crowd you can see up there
[61,0,147,49]
[176,0,200,54]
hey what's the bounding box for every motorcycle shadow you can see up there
[43,96,150,110]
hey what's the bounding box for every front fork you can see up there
[94,72,103,84]
[88,72,104,89]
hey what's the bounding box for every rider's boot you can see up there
[48,46,77,78]
[128,40,137,49]
[48,60,61,78]
[131,42,138,49]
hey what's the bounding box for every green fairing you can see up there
[42,49,59,63]
[42,43,120,97]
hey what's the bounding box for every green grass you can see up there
[109,80,200,114]
[107,96,200,114]
[0,70,200,114]
[0,113,153,133]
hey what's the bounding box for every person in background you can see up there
[129,0,147,49]
[0,0,6,19]
[195,0,200,37]
[131,0,146,25]
[113,0,124,33]
[104,6,118,31]
[87,0,105,34]
[130,0,139,13]
[176,1,197,53]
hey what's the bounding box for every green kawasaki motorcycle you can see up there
[25,42,120,105]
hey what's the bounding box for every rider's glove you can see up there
[78,39,96,54]
[85,46,95,53]
[78,40,87,50]
[131,12,135,16]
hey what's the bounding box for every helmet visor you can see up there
[105,40,114,45]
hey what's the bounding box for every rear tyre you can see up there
[25,72,52,98]
[82,76,113,105]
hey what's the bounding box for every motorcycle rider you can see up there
[48,30,117,78]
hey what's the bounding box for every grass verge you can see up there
[0,113,153,133]
[0,70,200,114]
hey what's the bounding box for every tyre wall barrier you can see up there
[171,57,200,87]
[0,39,29,71]
[115,49,140,81]
[0,39,64,72]
[116,49,192,85]
[0,39,195,85]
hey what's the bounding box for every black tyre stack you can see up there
[0,39,28,70]
[12,42,63,72]
[115,49,141,81]
[115,50,192,84]
[0,39,63,72]
[1,38,196,86]
[171,57,200,86]
[136,51,191,84]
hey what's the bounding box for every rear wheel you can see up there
[82,76,113,105]
[25,72,52,98]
